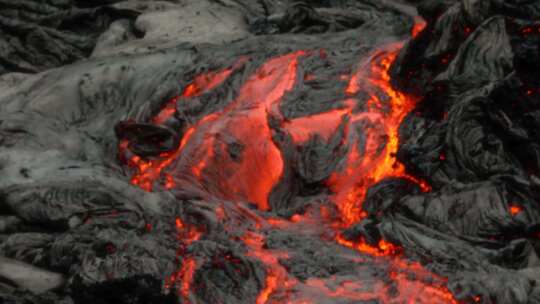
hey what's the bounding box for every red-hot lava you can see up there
[412,16,427,38]
[164,218,204,302]
[325,44,431,226]
[241,231,296,304]
[121,63,240,192]
[124,52,304,209]
[119,21,457,304]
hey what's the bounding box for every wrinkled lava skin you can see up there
[1,1,540,304]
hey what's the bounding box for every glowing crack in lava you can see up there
[119,21,456,303]
[164,218,203,302]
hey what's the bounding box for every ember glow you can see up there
[119,20,457,304]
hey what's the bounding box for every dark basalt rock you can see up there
[0,0,139,75]
[115,121,180,157]
[374,0,540,302]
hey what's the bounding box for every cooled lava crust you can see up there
[0,1,539,304]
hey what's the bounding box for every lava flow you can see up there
[119,19,456,303]
[326,43,426,225]
[164,218,204,302]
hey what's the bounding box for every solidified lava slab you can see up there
[1,1,540,304]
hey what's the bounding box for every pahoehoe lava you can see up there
[0,1,540,304]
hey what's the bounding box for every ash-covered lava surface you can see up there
[0,1,540,304]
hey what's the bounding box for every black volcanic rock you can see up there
[0,0,139,75]
[381,0,540,302]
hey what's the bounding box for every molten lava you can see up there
[510,204,523,216]
[119,18,456,303]
[241,231,296,304]
[124,52,304,210]
[327,44,420,225]
[165,217,204,302]
[412,16,427,38]
[173,51,304,211]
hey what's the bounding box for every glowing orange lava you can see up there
[302,269,457,304]
[335,234,457,304]
[336,235,401,257]
[154,59,246,125]
[119,18,457,303]
[241,231,296,304]
[283,108,349,144]
[412,16,427,38]
[165,217,203,302]
[327,43,424,226]
[170,51,304,210]
[124,52,304,210]
[510,204,523,216]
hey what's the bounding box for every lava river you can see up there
[119,26,458,303]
